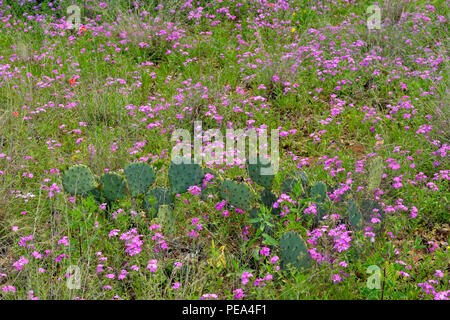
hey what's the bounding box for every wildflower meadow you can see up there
[0,0,448,303]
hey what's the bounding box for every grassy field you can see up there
[0,0,448,300]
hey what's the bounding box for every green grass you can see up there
[0,0,448,300]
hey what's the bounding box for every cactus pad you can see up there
[168,156,203,194]
[246,157,275,189]
[62,165,97,196]
[143,187,174,217]
[99,172,127,202]
[280,231,311,272]
[124,161,155,197]
[219,179,251,211]
[348,199,362,229]
[311,181,327,203]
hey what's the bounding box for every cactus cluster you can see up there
[61,160,340,278]
[61,158,213,224]
[63,162,159,204]
[280,231,311,272]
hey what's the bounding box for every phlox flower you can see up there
[118,270,128,280]
[13,256,29,271]
[28,290,40,300]
[201,293,218,300]
[435,270,444,278]
[147,259,158,272]
[109,229,120,238]
[188,185,201,196]
[58,236,70,247]
[2,285,16,293]
[331,274,342,283]
[241,272,253,285]
[259,247,270,256]
[270,256,279,264]
[410,206,418,218]
[172,282,181,290]
[233,288,245,299]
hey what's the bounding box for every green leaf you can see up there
[262,233,278,246]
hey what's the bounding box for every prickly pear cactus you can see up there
[348,199,362,229]
[157,205,176,235]
[143,187,174,217]
[219,179,251,211]
[124,161,155,197]
[311,181,327,203]
[99,172,127,202]
[168,156,203,194]
[260,189,280,216]
[280,231,311,272]
[367,156,383,192]
[62,165,97,196]
[246,157,275,189]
